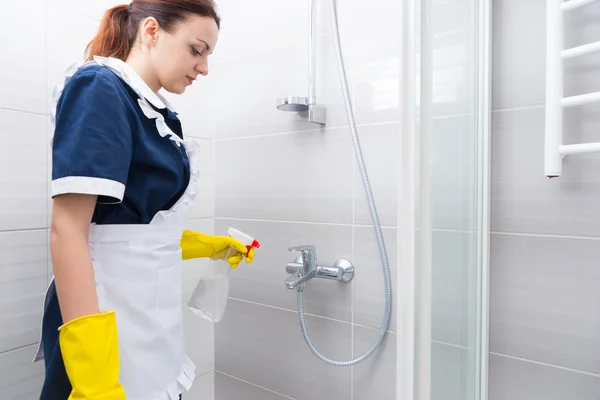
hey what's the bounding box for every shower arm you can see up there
[308,0,316,105]
[274,0,326,125]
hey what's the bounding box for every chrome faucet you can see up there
[285,245,354,291]
[285,245,317,290]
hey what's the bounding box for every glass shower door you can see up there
[398,0,491,398]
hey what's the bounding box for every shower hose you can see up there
[296,0,393,367]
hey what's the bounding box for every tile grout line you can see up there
[213,120,399,142]
[215,370,298,399]
[194,369,214,380]
[45,0,50,290]
[490,231,600,241]
[0,342,40,356]
[426,111,477,120]
[492,104,545,113]
[187,136,213,142]
[52,4,99,22]
[489,352,600,378]
[211,110,217,222]
[215,219,545,236]
[350,112,357,399]
[211,78,217,221]
[228,297,349,324]
[228,297,396,334]
[0,228,49,234]
[431,339,470,350]
[414,335,470,350]
[210,98,217,374]
[215,216,397,230]
[0,107,47,117]
[350,79,359,399]
[429,228,483,234]
[211,109,484,142]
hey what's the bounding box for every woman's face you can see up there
[148,15,219,94]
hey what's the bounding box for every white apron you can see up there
[34,57,202,400]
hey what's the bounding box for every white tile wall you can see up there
[0,230,48,354]
[183,219,215,302]
[0,346,45,400]
[492,106,600,237]
[212,0,317,64]
[0,110,47,231]
[0,2,58,395]
[210,37,348,139]
[353,327,397,399]
[48,0,126,21]
[190,139,215,219]
[211,41,315,139]
[492,0,547,110]
[489,354,600,400]
[215,372,289,400]
[46,117,55,228]
[353,227,398,332]
[334,0,403,124]
[183,220,215,396]
[211,0,402,398]
[216,218,353,321]
[353,123,400,227]
[46,6,100,111]
[184,306,214,378]
[214,127,355,224]
[215,299,352,400]
[490,234,600,374]
[23,1,598,399]
[490,0,600,397]
[0,1,216,395]
[162,79,215,141]
[188,371,215,400]
[0,0,46,115]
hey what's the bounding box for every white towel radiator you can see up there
[545,0,600,177]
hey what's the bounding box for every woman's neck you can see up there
[125,52,161,93]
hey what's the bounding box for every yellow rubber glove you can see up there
[180,230,255,269]
[58,311,126,400]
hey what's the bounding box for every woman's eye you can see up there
[191,47,203,56]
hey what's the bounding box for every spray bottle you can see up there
[187,227,260,323]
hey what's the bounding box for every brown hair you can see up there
[85,0,221,62]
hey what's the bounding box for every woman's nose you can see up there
[195,62,208,77]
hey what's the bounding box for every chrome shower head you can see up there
[276,96,309,112]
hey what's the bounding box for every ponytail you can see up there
[85,1,220,63]
[85,4,133,62]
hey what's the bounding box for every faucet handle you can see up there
[288,245,316,253]
[288,245,318,270]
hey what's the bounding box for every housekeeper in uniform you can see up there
[33,1,253,399]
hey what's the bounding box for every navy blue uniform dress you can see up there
[39,62,190,399]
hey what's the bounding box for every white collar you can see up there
[93,56,177,112]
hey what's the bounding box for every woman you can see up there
[33,1,253,399]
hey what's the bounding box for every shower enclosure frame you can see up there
[396,0,492,398]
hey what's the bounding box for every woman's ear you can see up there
[140,17,160,46]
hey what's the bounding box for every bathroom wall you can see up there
[490,0,600,398]
[208,0,486,397]
[0,1,215,398]
[207,0,401,399]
